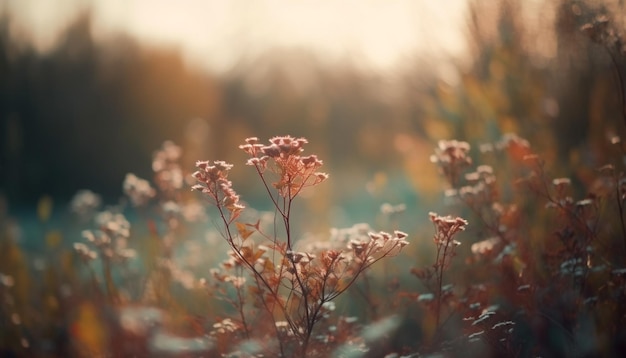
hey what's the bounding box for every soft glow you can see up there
[3,0,469,72]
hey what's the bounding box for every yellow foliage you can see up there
[499,115,519,134]
[71,302,108,355]
[424,118,452,140]
[403,138,442,197]
[45,230,63,248]
[37,196,53,223]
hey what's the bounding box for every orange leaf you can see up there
[251,248,266,262]
[236,222,254,240]
[246,219,261,230]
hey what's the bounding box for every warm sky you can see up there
[2,0,470,73]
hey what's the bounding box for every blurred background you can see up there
[1,0,626,356]
[0,0,624,233]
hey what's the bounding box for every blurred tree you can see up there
[0,12,218,206]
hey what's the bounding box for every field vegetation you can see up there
[1,0,626,356]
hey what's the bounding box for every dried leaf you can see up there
[236,222,254,240]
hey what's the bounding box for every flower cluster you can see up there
[191,136,410,356]
[429,212,468,248]
[209,254,247,289]
[212,318,239,335]
[123,173,156,207]
[160,200,207,223]
[76,211,136,262]
[496,133,532,162]
[192,160,244,222]
[240,136,328,198]
[153,140,184,194]
[69,189,102,219]
[459,165,497,202]
[470,237,501,256]
[347,230,409,263]
[410,212,469,337]
[73,242,98,261]
[274,227,408,305]
[273,229,408,315]
[430,140,472,185]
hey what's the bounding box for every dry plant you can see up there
[192,136,409,357]
[409,131,626,357]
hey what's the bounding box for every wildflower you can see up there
[465,172,481,182]
[377,231,409,257]
[161,201,180,216]
[69,189,101,218]
[477,165,494,175]
[153,141,184,192]
[76,210,134,265]
[240,135,328,198]
[224,275,246,288]
[479,143,494,153]
[430,140,472,184]
[123,173,155,206]
[429,212,468,245]
[74,242,98,261]
[552,177,571,187]
[152,140,182,172]
[471,237,500,255]
[95,211,131,239]
[193,136,409,356]
[380,203,406,215]
[212,318,239,335]
[431,140,471,164]
[192,160,244,221]
[179,201,207,222]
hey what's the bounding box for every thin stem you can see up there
[235,265,250,339]
[605,45,626,129]
[616,174,626,255]
[529,163,599,242]
[358,273,378,320]
[214,199,292,329]
[86,263,102,298]
[254,165,286,218]
[604,42,626,253]
[102,258,117,303]
[284,194,291,249]
[252,276,287,357]
[435,236,450,332]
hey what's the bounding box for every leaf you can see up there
[246,219,261,230]
[240,246,254,261]
[236,222,254,241]
[229,209,242,223]
[263,259,275,273]
[251,248,266,262]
